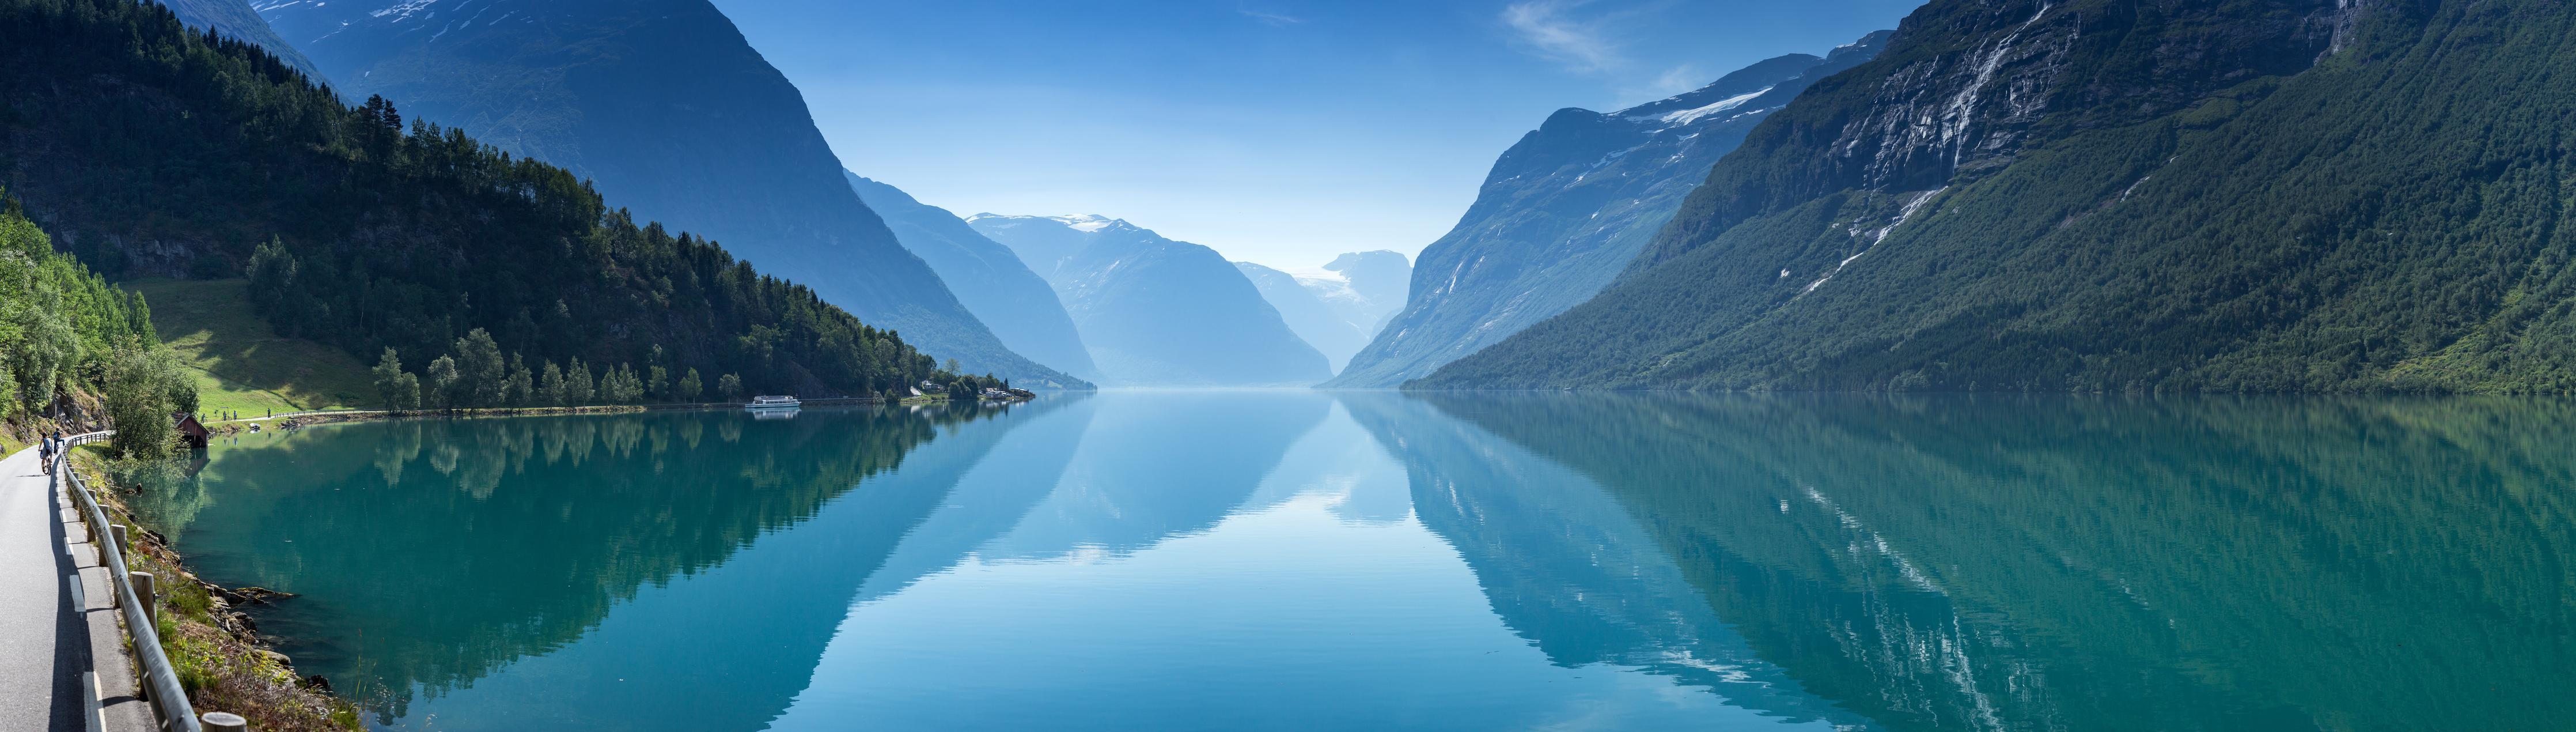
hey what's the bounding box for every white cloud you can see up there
[1504,1,1725,107]
[1501,0,1622,73]
[1239,7,1303,27]
[1646,63,1704,97]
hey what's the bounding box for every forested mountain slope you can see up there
[0,0,950,399]
[971,215,1329,386]
[1,194,157,440]
[1423,0,2576,393]
[255,0,1076,386]
[154,0,320,78]
[1328,35,1886,387]
[847,173,1097,385]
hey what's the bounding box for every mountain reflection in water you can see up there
[157,393,2575,731]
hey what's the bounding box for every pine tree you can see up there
[539,361,567,406]
[244,239,298,334]
[372,348,411,411]
[566,358,596,405]
[609,363,643,403]
[503,354,534,407]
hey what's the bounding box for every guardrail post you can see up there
[58,431,203,731]
[200,712,248,731]
[107,526,127,608]
[130,571,157,629]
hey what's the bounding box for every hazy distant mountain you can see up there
[258,0,1079,387]
[1235,262,1371,372]
[969,214,1330,386]
[156,0,321,78]
[846,173,1099,383]
[1327,33,1890,387]
[1230,251,1409,373]
[1305,251,1410,337]
[963,213,1098,276]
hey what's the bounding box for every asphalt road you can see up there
[0,446,86,732]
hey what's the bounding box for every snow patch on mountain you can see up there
[368,0,440,22]
[967,213,1140,235]
[1642,86,1773,126]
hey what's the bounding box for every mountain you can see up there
[1422,0,2576,393]
[153,0,321,78]
[1305,251,1411,337]
[844,173,1099,384]
[1234,261,1371,372]
[1233,252,1412,373]
[0,0,951,399]
[1327,34,1890,387]
[965,213,1103,276]
[969,215,1331,386]
[254,0,1078,387]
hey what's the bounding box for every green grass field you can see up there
[122,278,377,417]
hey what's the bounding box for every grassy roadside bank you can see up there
[66,445,360,731]
[55,400,826,727]
[58,403,709,729]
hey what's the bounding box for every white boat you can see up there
[744,395,802,412]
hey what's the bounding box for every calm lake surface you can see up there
[145,392,2575,731]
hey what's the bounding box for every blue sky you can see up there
[711,0,1923,270]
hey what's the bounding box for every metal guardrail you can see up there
[51,431,203,732]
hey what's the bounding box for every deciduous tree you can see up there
[425,355,461,413]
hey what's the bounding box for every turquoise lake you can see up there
[143,392,2576,730]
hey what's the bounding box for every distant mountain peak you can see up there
[1827,29,1896,60]
[1627,86,1774,126]
[971,213,1329,386]
[1056,214,1122,233]
[256,0,1082,386]
[1325,250,1407,269]
[848,174,1101,383]
[967,213,1157,240]
[1613,32,1895,131]
[1616,48,1837,121]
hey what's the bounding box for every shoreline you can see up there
[96,391,1025,726]
[203,398,910,432]
[62,445,361,730]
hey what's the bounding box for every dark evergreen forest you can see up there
[0,0,992,403]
